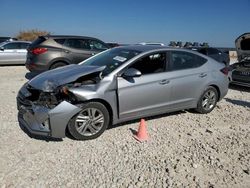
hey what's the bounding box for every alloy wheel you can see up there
[75,108,104,136]
[202,90,216,111]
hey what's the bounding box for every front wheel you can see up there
[68,102,110,140]
[195,86,218,114]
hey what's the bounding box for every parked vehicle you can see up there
[25,35,110,72]
[17,45,229,140]
[107,43,120,48]
[0,37,17,43]
[190,47,230,66]
[0,41,31,65]
[139,42,165,46]
[229,33,250,87]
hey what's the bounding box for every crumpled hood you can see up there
[235,33,250,62]
[28,64,105,92]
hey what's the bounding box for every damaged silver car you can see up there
[17,45,229,140]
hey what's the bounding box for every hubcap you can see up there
[75,108,104,136]
[202,90,216,111]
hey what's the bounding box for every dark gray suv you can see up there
[26,35,109,72]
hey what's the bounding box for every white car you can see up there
[0,41,31,65]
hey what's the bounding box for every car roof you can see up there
[45,35,101,40]
[115,45,170,52]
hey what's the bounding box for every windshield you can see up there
[80,48,141,76]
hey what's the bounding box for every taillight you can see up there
[220,67,229,75]
[30,48,48,55]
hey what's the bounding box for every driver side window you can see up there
[129,52,166,75]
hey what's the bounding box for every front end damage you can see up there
[17,83,84,138]
[17,65,106,138]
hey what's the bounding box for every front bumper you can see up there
[231,70,250,87]
[25,59,49,73]
[17,86,81,138]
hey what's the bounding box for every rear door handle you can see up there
[199,73,207,78]
[91,53,96,56]
[64,50,70,53]
[159,79,170,85]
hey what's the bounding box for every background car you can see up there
[0,37,17,43]
[190,47,230,66]
[229,33,250,87]
[106,42,120,48]
[17,45,229,140]
[0,41,31,65]
[139,42,165,46]
[26,35,110,72]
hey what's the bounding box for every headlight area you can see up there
[17,84,82,138]
[24,85,78,109]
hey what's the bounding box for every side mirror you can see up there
[0,47,4,51]
[123,68,141,78]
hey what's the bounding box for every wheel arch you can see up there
[86,98,114,126]
[49,59,70,69]
[209,84,221,101]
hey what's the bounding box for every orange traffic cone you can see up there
[133,119,149,142]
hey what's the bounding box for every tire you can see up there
[68,102,110,140]
[195,86,218,114]
[50,62,67,70]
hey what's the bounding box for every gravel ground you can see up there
[0,66,249,188]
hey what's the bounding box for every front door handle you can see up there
[159,79,170,85]
[64,50,70,53]
[91,53,96,56]
[199,73,207,78]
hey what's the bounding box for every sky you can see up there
[0,0,250,47]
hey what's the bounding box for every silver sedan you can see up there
[0,41,31,65]
[17,45,229,140]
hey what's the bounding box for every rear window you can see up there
[54,39,65,45]
[30,36,46,47]
[241,39,250,50]
[170,51,207,71]
[20,43,30,49]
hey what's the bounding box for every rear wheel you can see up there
[195,86,218,114]
[50,62,67,70]
[68,102,110,140]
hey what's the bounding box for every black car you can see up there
[26,35,110,72]
[0,37,17,43]
[190,47,230,66]
[230,33,250,87]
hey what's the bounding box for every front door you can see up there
[117,52,172,119]
[0,42,20,64]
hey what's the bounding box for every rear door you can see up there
[168,50,208,109]
[62,38,93,64]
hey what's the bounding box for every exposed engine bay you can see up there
[24,72,102,108]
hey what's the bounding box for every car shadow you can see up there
[225,98,250,108]
[25,72,39,80]
[229,84,250,93]
[108,110,186,130]
[18,120,63,142]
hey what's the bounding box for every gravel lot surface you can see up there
[0,66,249,188]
